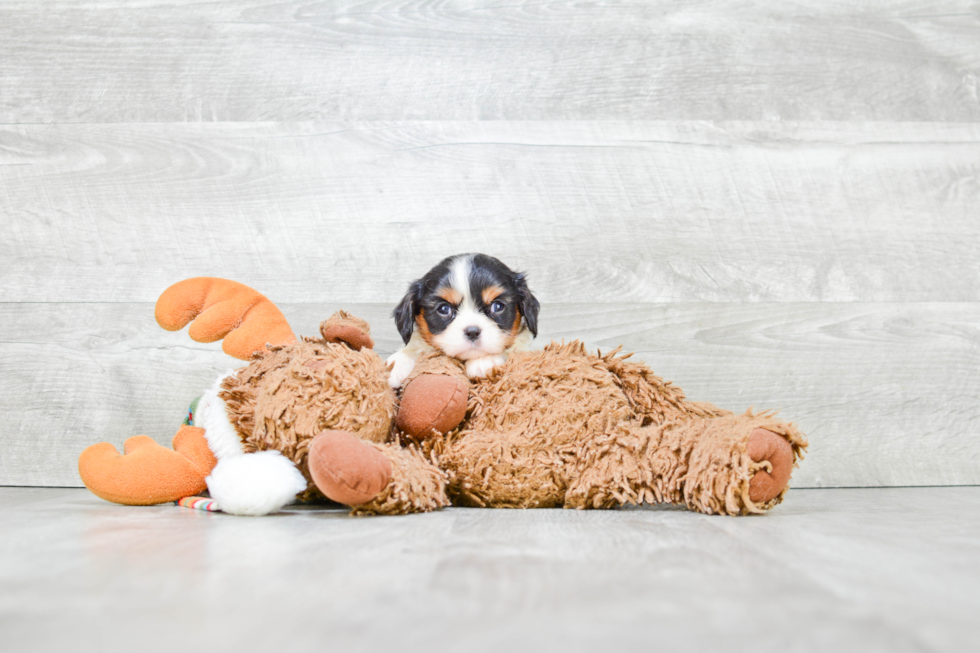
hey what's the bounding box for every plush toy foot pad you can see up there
[747,428,794,503]
[79,426,217,505]
[308,430,392,506]
[396,374,469,439]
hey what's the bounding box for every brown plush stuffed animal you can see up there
[313,345,807,516]
[79,278,807,517]
[79,277,445,515]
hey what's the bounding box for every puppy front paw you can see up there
[465,354,507,379]
[386,350,417,389]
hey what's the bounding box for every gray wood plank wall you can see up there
[1,0,978,489]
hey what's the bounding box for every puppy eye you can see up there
[490,301,505,313]
[436,304,453,317]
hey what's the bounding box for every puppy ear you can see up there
[392,280,422,344]
[515,273,540,337]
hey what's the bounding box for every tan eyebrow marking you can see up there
[481,286,504,304]
[438,287,462,304]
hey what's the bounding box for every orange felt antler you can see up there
[155,277,296,360]
[78,426,217,505]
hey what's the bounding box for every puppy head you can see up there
[393,253,540,360]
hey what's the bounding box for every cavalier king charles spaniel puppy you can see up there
[387,253,540,388]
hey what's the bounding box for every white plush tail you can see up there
[206,451,307,516]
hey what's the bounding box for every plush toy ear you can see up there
[393,280,423,344]
[515,273,540,337]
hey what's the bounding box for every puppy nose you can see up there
[464,326,481,341]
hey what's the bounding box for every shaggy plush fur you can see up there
[389,342,806,515]
[217,313,807,517]
[353,441,450,516]
[220,317,396,501]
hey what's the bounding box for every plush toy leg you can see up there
[308,430,392,505]
[78,426,217,505]
[396,374,469,439]
[155,277,296,360]
[308,430,449,515]
[565,411,807,515]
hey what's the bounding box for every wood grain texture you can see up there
[1,0,978,122]
[3,487,980,652]
[2,301,976,488]
[2,121,978,303]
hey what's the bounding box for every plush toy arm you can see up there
[396,374,469,439]
[155,277,296,360]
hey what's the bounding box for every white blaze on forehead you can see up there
[448,255,474,308]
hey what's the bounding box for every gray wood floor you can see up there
[1,487,977,653]
[1,1,979,489]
